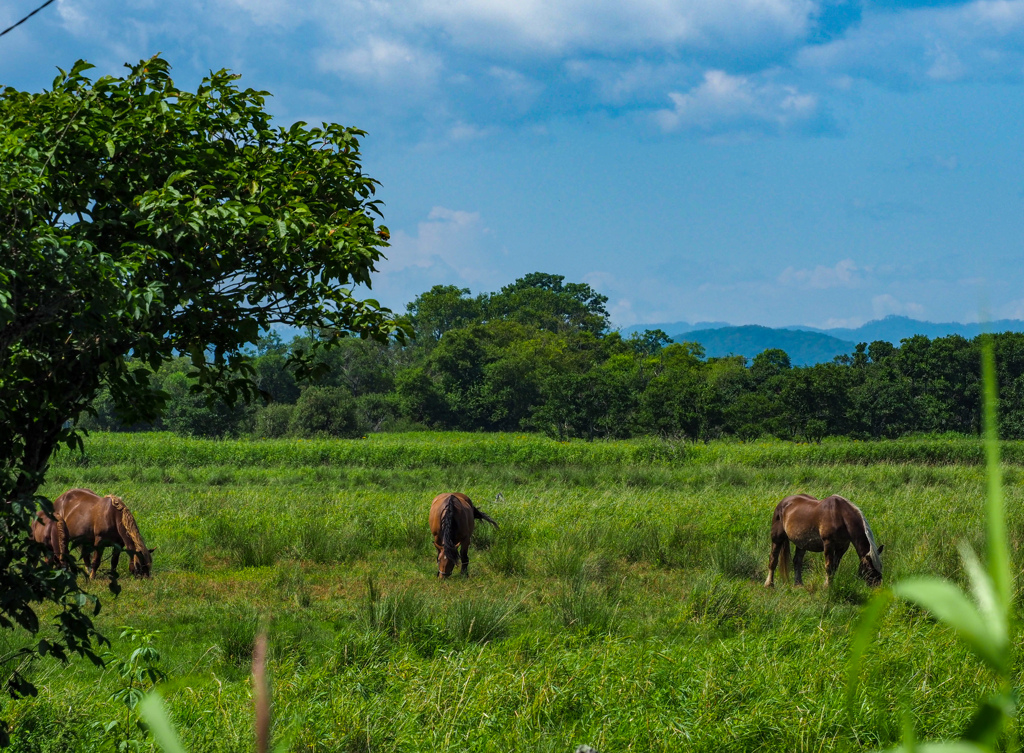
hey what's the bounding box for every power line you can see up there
[0,0,57,39]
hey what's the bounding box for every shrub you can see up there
[289,386,365,439]
[254,403,294,438]
[354,392,402,433]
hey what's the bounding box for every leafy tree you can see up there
[0,56,404,721]
[750,348,791,383]
[781,362,855,440]
[289,387,364,438]
[354,392,403,432]
[485,272,609,335]
[253,403,294,439]
[394,367,448,426]
[161,369,249,438]
[251,351,301,405]
[851,361,914,438]
[627,329,673,357]
[637,342,709,440]
[406,285,483,343]
[533,366,635,440]
[894,335,978,434]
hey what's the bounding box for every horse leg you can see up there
[793,548,807,586]
[110,547,121,578]
[460,542,470,577]
[89,543,103,580]
[764,541,782,588]
[823,541,849,588]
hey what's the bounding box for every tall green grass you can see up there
[50,431,1024,472]
[3,431,1022,751]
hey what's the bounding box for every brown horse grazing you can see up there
[53,488,155,578]
[764,494,883,588]
[30,511,68,568]
[429,493,498,578]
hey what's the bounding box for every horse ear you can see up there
[877,544,885,554]
[148,546,157,553]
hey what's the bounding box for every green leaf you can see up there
[138,694,187,753]
[962,692,1014,749]
[980,340,1011,620]
[892,578,1005,673]
[846,588,892,716]
[104,140,115,159]
[958,544,1006,649]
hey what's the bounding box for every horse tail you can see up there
[51,514,69,568]
[778,539,791,583]
[109,497,148,561]
[472,505,499,529]
[439,495,459,561]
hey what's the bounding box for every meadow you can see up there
[1,432,1020,752]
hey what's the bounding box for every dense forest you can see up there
[82,272,1024,442]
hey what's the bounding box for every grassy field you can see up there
[1,432,1020,752]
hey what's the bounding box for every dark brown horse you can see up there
[429,493,498,578]
[764,494,883,588]
[30,511,68,568]
[53,488,155,578]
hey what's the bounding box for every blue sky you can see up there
[4,0,1024,329]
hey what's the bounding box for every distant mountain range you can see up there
[618,315,1024,366]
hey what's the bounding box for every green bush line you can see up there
[51,431,1024,471]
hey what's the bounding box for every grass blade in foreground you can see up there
[847,338,1015,752]
[138,694,186,753]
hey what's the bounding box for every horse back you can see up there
[54,488,119,542]
[777,494,827,551]
[428,493,475,542]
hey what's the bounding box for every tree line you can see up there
[82,271,1024,442]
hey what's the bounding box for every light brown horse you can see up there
[764,494,883,588]
[53,488,155,578]
[30,511,68,568]
[429,493,498,578]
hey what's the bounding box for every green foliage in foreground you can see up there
[3,433,1023,751]
[0,54,405,718]
[847,339,1018,752]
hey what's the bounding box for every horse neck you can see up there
[841,499,880,566]
[109,498,147,555]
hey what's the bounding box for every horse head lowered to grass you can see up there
[30,510,68,568]
[429,492,498,578]
[53,488,155,578]
[764,494,883,588]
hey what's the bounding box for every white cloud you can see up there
[818,315,868,329]
[29,0,1024,140]
[655,69,823,134]
[778,259,860,289]
[996,298,1024,319]
[799,0,1024,87]
[317,37,441,90]
[380,0,816,56]
[362,206,504,310]
[872,294,926,319]
[379,206,497,281]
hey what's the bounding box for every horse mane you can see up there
[439,494,459,563]
[840,496,882,573]
[108,496,149,560]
